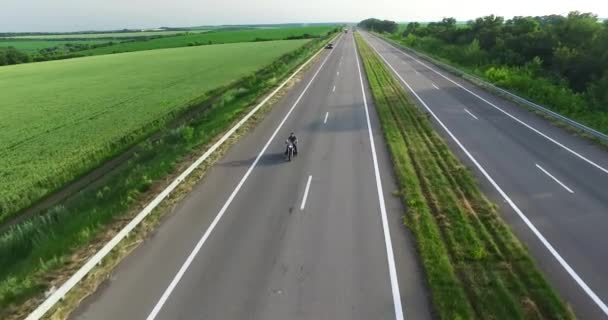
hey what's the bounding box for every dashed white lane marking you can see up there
[536,164,575,194]
[464,109,479,120]
[300,175,312,210]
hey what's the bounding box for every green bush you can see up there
[485,65,589,114]
[388,32,608,134]
[379,12,608,134]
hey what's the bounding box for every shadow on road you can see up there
[218,152,289,168]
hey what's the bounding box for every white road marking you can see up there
[364,34,608,317]
[536,164,575,194]
[431,83,439,90]
[354,36,405,320]
[337,71,340,76]
[333,85,336,92]
[415,70,419,75]
[145,38,341,320]
[464,109,478,120]
[25,33,343,320]
[300,175,312,210]
[380,35,608,177]
[324,112,329,124]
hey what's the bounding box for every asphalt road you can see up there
[72,32,432,320]
[360,31,608,319]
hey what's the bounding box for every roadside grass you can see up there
[76,26,336,56]
[0,34,334,317]
[0,39,308,224]
[355,33,574,319]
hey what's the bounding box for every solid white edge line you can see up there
[464,109,479,120]
[363,33,608,317]
[25,34,341,320]
[431,83,439,90]
[373,34,608,176]
[300,175,312,210]
[354,34,405,320]
[536,164,575,194]
[145,36,343,320]
[324,112,329,124]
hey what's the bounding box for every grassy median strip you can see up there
[355,33,573,320]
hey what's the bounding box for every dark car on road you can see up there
[325,43,334,49]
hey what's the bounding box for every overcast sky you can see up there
[2,0,607,32]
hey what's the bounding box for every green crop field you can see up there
[0,39,309,223]
[0,39,114,53]
[77,26,334,56]
[3,29,210,40]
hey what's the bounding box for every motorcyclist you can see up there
[285,132,298,155]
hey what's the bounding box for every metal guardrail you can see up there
[375,34,608,142]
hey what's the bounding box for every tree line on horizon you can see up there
[358,18,399,33]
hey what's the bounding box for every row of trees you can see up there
[401,13,608,95]
[1,31,187,66]
[360,12,608,124]
[0,43,103,66]
[358,18,399,34]
[0,47,31,65]
[1,39,135,66]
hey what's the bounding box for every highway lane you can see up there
[72,32,432,320]
[361,31,608,319]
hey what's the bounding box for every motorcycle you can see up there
[285,142,296,161]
